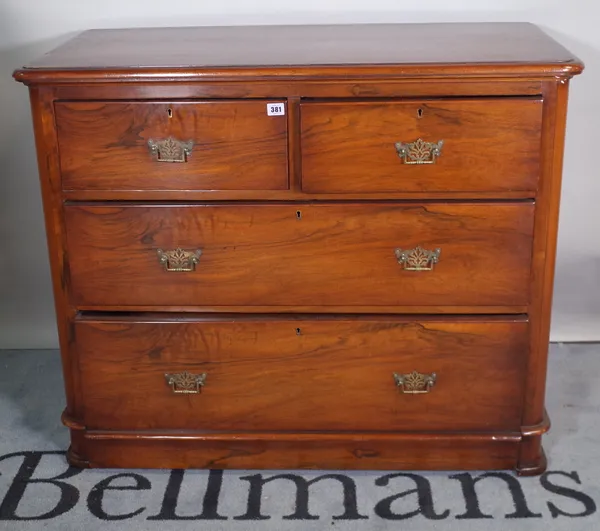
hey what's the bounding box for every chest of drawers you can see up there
[14,23,583,474]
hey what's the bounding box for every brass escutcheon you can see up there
[393,371,437,394]
[165,371,207,394]
[395,138,444,164]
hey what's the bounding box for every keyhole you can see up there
[296,210,302,220]
[167,108,173,118]
[417,108,424,119]
[296,327,302,335]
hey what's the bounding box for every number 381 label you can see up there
[267,103,285,116]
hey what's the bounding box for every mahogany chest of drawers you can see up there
[14,23,583,474]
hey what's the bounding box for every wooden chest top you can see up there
[15,23,582,84]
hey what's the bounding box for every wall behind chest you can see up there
[0,0,597,347]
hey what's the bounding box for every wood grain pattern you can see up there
[519,79,571,473]
[74,305,530,315]
[75,317,528,432]
[65,203,535,308]
[69,431,521,470]
[301,99,542,193]
[62,189,539,202]
[56,101,288,191]
[51,80,545,102]
[28,87,84,420]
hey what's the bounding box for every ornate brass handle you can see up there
[157,248,202,272]
[148,137,194,162]
[395,138,444,164]
[165,371,207,394]
[393,371,436,394]
[394,246,441,271]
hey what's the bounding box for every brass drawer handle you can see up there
[393,371,436,394]
[395,138,444,164]
[157,248,202,272]
[148,137,194,162]
[394,246,440,271]
[165,371,207,394]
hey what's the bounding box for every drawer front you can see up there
[76,317,528,432]
[55,100,288,191]
[300,99,542,193]
[65,203,534,308]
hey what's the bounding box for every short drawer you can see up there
[65,202,534,309]
[300,98,542,194]
[55,100,288,191]
[76,316,528,432]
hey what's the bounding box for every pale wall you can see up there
[0,0,597,348]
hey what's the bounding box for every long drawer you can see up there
[76,316,528,432]
[300,98,542,194]
[65,203,534,309]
